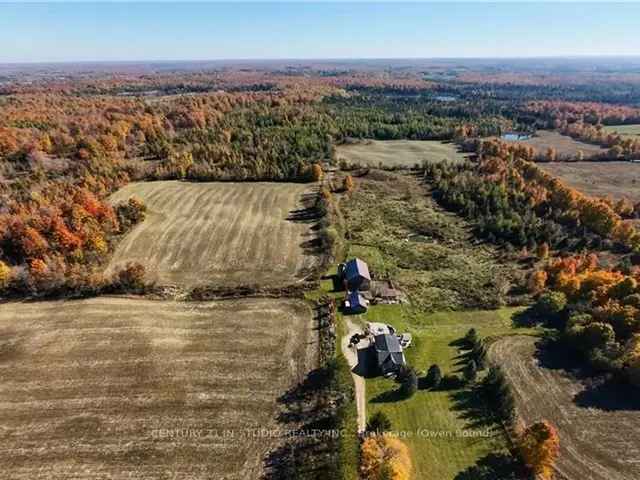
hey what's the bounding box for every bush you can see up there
[116,196,147,231]
[422,364,442,390]
[366,411,392,435]
[396,366,418,399]
[535,291,567,317]
[113,262,146,292]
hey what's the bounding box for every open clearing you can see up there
[341,170,516,312]
[336,140,467,167]
[603,124,640,138]
[109,181,319,288]
[502,130,605,159]
[538,161,640,202]
[489,336,640,480]
[0,297,316,480]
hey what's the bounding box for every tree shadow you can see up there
[454,452,527,480]
[574,378,640,412]
[287,206,320,223]
[299,237,323,255]
[449,388,499,430]
[449,337,468,348]
[264,363,343,479]
[370,388,405,404]
[512,307,538,327]
[352,345,378,379]
[533,337,588,376]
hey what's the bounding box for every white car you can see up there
[366,322,396,336]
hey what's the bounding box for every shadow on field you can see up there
[534,338,590,376]
[264,364,340,479]
[454,452,526,480]
[574,379,640,412]
[286,192,320,224]
[532,338,640,412]
[370,388,406,404]
[449,388,498,431]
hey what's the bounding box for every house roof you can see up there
[347,290,368,308]
[373,334,405,372]
[374,334,402,353]
[344,258,371,281]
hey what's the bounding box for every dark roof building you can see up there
[344,290,369,314]
[342,258,371,291]
[373,334,406,377]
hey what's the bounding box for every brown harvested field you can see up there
[489,336,640,480]
[503,130,606,159]
[108,181,319,288]
[538,161,640,202]
[0,297,316,480]
[336,139,467,167]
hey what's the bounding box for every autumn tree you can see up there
[528,270,548,295]
[0,261,12,289]
[343,175,355,192]
[311,163,324,182]
[518,421,560,480]
[536,242,550,260]
[113,262,146,292]
[361,434,412,480]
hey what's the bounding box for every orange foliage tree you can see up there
[361,434,412,480]
[518,420,560,480]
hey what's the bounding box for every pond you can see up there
[407,233,431,243]
[501,133,531,141]
[433,95,458,102]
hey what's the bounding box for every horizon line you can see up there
[4,54,640,66]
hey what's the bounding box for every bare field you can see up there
[489,336,640,480]
[503,130,605,158]
[109,181,319,288]
[336,140,467,167]
[0,297,316,480]
[538,161,640,202]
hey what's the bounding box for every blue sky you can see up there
[1,2,640,62]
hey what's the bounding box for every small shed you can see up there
[343,291,369,314]
[373,334,406,377]
[342,258,371,291]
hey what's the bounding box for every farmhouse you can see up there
[343,290,369,314]
[339,258,371,291]
[373,333,407,377]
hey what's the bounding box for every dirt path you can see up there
[340,318,367,434]
[489,335,640,480]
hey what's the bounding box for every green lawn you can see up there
[356,304,541,480]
